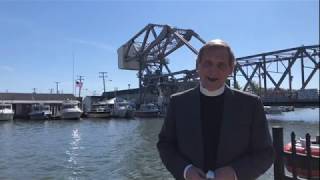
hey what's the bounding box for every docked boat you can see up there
[0,103,14,121]
[283,137,320,178]
[264,106,294,114]
[60,100,82,120]
[29,104,52,120]
[107,97,134,118]
[86,101,111,118]
[264,106,282,114]
[135,103,160,118]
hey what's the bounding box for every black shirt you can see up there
[200,91,225,172]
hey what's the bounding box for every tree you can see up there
[249,81,260,95]
[233,80,242,90]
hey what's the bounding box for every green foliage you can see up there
[250,81,260,95]
[233,80,241,90]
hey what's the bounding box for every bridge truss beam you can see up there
[233,45,319,95]
[119,24,319,103]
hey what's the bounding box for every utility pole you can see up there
[55,82,60,94]
[99,72,108,93]
[32,88,36,93]
[49,88,54,94]
[77,76,84,98]
[114,87,118,97]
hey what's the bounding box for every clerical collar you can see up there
[200,84,225,97]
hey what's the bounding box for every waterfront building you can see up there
[0,92,79,119]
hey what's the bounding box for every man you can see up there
[157,39,274,180]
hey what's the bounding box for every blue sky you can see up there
[0,0,318,96]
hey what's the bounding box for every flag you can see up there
[75,81,83,88]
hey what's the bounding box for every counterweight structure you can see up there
[118,23,205,103]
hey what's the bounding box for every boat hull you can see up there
[112,110,134,118]
[61,112,82,120]
[134,111,159,118]
[86,112,111,118]
[29,112,51,120]
[284,141,320,178]
[0,113,14,121]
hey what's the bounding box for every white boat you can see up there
[135,103,160,118]
[0,103,14,121]
[86,101,111,118]
[113,102,134,118]
[60,100,82,120]
[107,97,134,118]
[266,107,319,122]
[29,104,52,120]
[264,106,294,114]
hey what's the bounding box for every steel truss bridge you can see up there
[234,45,319,92]
[118,24,319,105]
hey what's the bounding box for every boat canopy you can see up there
[105,97,128,105]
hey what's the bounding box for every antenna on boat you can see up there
[72,51,75,95]
[76,75,84,98]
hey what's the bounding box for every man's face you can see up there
[197,47,234,91]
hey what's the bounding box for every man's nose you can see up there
[208,64,219,74]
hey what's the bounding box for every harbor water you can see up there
[0,108,319,180]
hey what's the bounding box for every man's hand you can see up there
[214,166,237,180]
[185,166,206,180]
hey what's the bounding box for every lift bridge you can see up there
[118,24,319,106]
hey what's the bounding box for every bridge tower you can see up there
[117,24,205,105]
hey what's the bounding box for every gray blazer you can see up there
[157,86,274,180]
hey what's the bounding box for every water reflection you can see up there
[0,115,318,179]
[66,128,84,178]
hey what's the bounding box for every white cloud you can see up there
[69,38,115,52]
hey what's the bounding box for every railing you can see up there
[272,126,319,180]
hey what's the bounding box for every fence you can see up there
[272,126,319,180]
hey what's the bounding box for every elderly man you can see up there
[157,39,274,180]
